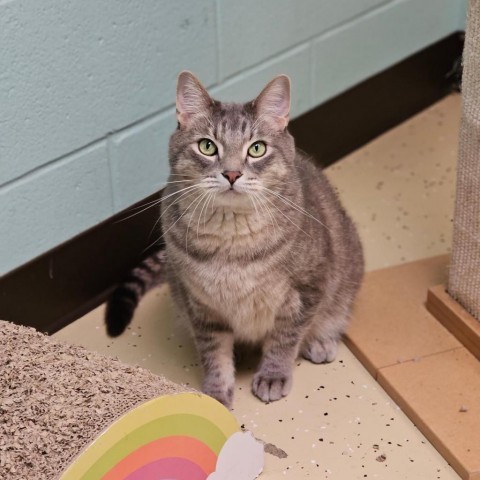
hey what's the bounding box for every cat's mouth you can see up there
[214,187,252,209]
[222,186,243,195]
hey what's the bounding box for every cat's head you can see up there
[169,71,296,210]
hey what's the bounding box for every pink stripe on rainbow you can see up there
[102,436,217,480]
[126,457,207,480]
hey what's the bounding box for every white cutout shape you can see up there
[207,431,264,480]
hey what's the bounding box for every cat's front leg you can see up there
[252,293,304,403]
[194,327,236,409]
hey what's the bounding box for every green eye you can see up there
[198,138,217,156]
[248,141,267,158]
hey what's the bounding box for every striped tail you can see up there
[105,249,167,337]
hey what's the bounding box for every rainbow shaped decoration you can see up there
[61,393,263,480]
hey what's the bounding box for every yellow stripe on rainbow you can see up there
[61,393,239,480]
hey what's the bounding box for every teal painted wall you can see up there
[0,0,467,275]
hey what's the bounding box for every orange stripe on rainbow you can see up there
[102,435,217,480]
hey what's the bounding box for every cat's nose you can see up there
[222,171,242,185]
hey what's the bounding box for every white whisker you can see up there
[164,180,193,185]
[185,191,210,252]
[115,199,162,223]
[148,188,200,241]
[262,187,330,231]
[124,197,162,213]
[248,191,260,218]
[198,192,212,236]
[250,193,275,262]
[161,184,203,203]
[260,192,313,239]
[254,192,279,235]
[144,190,204,253]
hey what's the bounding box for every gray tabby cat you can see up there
[106,71,364,408]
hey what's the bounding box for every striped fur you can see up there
[105,72,364,408]
[105,250,167,337]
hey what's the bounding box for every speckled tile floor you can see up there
[327,94,459,272]
[55,94,462,479]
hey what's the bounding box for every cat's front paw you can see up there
[202,380,234,409]
[302,337,338,364]
[252,368,292,403]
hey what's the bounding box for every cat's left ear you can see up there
[176,71,213,127]
[254,75,291,130]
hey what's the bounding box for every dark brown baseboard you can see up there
[0,192,162,334]
[0,32,464,334]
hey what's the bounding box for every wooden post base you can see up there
[427,285,480,361]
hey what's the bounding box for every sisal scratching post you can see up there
[427,0,480,361]
[448,0,480,320]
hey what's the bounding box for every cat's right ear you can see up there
[254,75,291,130]
[176,71,212,127]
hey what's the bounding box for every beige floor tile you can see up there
[56,286,459,479]
[345,254,480,479]
[55,94,463,479]
[326,94,461,272]
[378,348,480,480]
[346,255,461,375]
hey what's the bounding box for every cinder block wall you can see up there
[0,0,466,276]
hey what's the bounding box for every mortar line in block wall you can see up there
[218,0,396,85]
[103,106,176,140]
[214,43,312,97]
[0,138,106,192]
[0,106,178,193]
[214,0,222,83]
[105,134,118,213]
[309,40,316,108]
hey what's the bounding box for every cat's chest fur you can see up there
[171,209,289,342]
[187,260,288,342]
